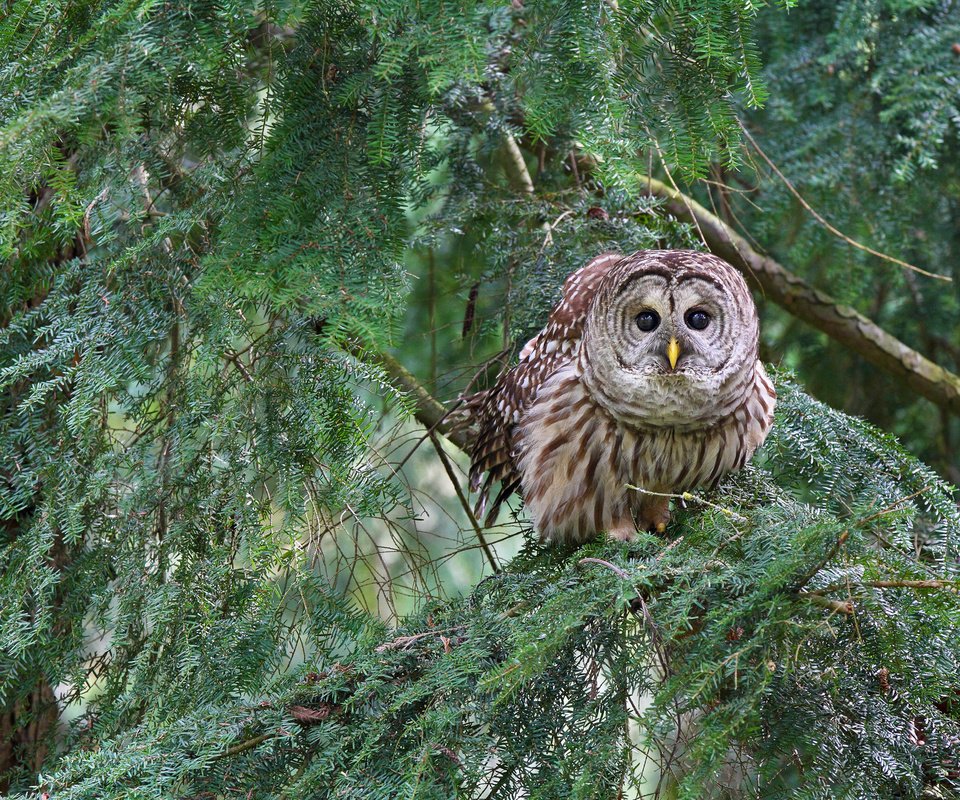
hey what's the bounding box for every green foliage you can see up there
[735,0,960,472]
[1,0,958,797]
[15,382,960,799]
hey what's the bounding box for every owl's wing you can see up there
[461,252,622,527]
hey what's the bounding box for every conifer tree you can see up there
[1,1,958,798]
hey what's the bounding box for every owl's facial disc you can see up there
[612,274,741,377]
[581,252,759,426]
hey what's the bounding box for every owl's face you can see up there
[580,251,759,427]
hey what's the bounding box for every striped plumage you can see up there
[463,250,776,544]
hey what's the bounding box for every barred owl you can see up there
[463,250,776,544]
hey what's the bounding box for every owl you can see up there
[462,250,776,544]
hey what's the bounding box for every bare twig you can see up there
[376,626,464,652]
[852,487,930,528]
[866,579,960,590]
[810,578,960,595]
[429,431,501,574]
[796,592,854,615]
[82,187,109,242]
[578,557,630,580]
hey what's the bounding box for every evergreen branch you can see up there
[790,530,850,593]
[642,176,960,417]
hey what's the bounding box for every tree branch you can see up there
[373,350,470,451]
[502,133,535,195]
[642,176,960,417]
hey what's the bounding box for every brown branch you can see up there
[796,592,854,615]
[212,732,275,760]
[866,579,960,590]
[375,626,464,652]
[372,350,470,450]
[788,530,850,597]
[642,176,960,417]
[578,557,630,580]
[811,578,960,595]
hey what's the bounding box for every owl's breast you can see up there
[514,362,775,544]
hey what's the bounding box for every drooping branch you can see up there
[642,176,960,417]
[373,350,470,451]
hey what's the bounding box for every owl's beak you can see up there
[666,337,681,370]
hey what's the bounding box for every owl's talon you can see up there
[608,524,637,543]
[637,495,671,535]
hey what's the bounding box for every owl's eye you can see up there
[635,310,660,332]
[685,309,710,331]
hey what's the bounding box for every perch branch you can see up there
[641,176,960,417]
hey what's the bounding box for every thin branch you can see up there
[372,350,470,450]
[375,626,464,652]
[796,592,854,615]
[628,486,747,522]
[738,122,950,282]
[641,176,960,417]
[852,486,930,528]
[429,431,501,574]
[578,557,630,580]
[866,579,960,590]
[502,133,535,194]
[213,733,275,760]
[810,578,960,595]
[791,530,850,593]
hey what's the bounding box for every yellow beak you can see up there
[666,337,681,370]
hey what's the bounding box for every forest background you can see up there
[2,0,960,797]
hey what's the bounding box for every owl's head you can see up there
[580,250,760,427]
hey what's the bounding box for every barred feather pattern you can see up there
[517,362,775,542]
[465,253,623,525]
[465,250,776,543]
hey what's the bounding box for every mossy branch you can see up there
[373,350,471,451]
